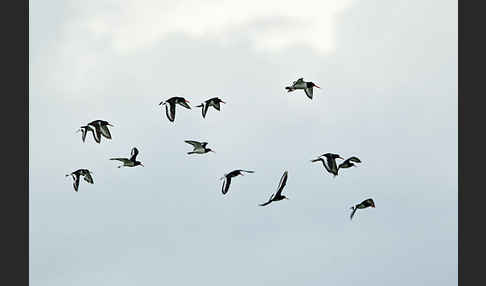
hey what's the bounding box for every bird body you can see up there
[195,97,226,118]
[65,169,94,192]
[185,140,214,154]
[220,169,254,195]
[350,198,375,220]
[285,78,320,99]
[110,147,144,168]
[259,170,289,206]
[159,97,191,122]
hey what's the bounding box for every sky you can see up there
[29,0,457,285]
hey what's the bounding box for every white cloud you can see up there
[69,0,353,55]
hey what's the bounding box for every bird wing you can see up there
[110,158,131,163]
[93,126,103,143]
[185,140,202,149]
[348,156,361,163]
[165,102,176,122]
[82,171,94,184]
[211,101,221,111]
[238,170,255,174]
[259,193,274,206]
[222,176,232,195]
[275,171,288,196]
[87,127,100,143]
[293,78,304,85]
[72,174,80,192]
[130,147,139,161]
[304,87,313,99]
[350,207,358,220]
[177,100,191,109]
[202,103,209,118]
[327,157,338,175]
[80,127,87,142]
[100,124,112,139]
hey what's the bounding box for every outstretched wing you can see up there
[201,103,209,118]
[211,101,221,111]
[259,193,274,206]
[110,158,131,164]
[348,156,361,163]
[165,103,176,122]
[82,171,94,184]
[304,87,313,99]
[275,170,288,196]
[222,176,232,195]
[350,207,358,220]
[185,140,202,149]
[72,174,80,192]
[177,99,191,109]
[100,124,112,139]
[130,147,139,161]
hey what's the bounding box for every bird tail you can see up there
[187,152,196,155]
[310,158,320,163]
[195,104,204,108]
[285,87,294,92]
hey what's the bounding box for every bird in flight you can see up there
[77,125,100,143]
[159,96,191,122]
[184,140,215,155]
[285,78,320,100]
[220,169,254,195]
[350,198,375,220]
[88,120,114,142]
[259,170,289,206]
[110,147,144,168]
[311,153,344,177]
[65,169,94,192]
[195,97,226,118]
[338,156,362,171]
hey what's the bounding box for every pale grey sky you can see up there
[30,0,457,285]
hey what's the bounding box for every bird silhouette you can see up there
[220,169,254,195]
[110,147,144,168]
[65,169,94,192]
[195,97,226,118]
[350,198,375,220]
[285,78,320,99]
[185,140,215,155]
[259,170,289,206]
[159,96,191,122]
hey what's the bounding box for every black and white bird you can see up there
[77,125,100,143]
[159,96,191,122]
[350,198,375,220]
[184,140,215,155]
[285,78,321,99]
[259,170,289,206]
[65,169,94,192]
[88,120,114,141]
[311,153,344,176]
[110,147,144,168]
[195,97,226,118]
[338,156,362,170]
[219,169,254,195]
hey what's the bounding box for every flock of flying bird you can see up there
[66,78,375,220]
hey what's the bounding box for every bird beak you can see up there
[108,124,114,127]
[314,83,321,88]
[221,101,226,104]
[211,150,216,153]
[185,100,190,103]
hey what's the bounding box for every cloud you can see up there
[68,0,354,55]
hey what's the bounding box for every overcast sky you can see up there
[30,0,457,285]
